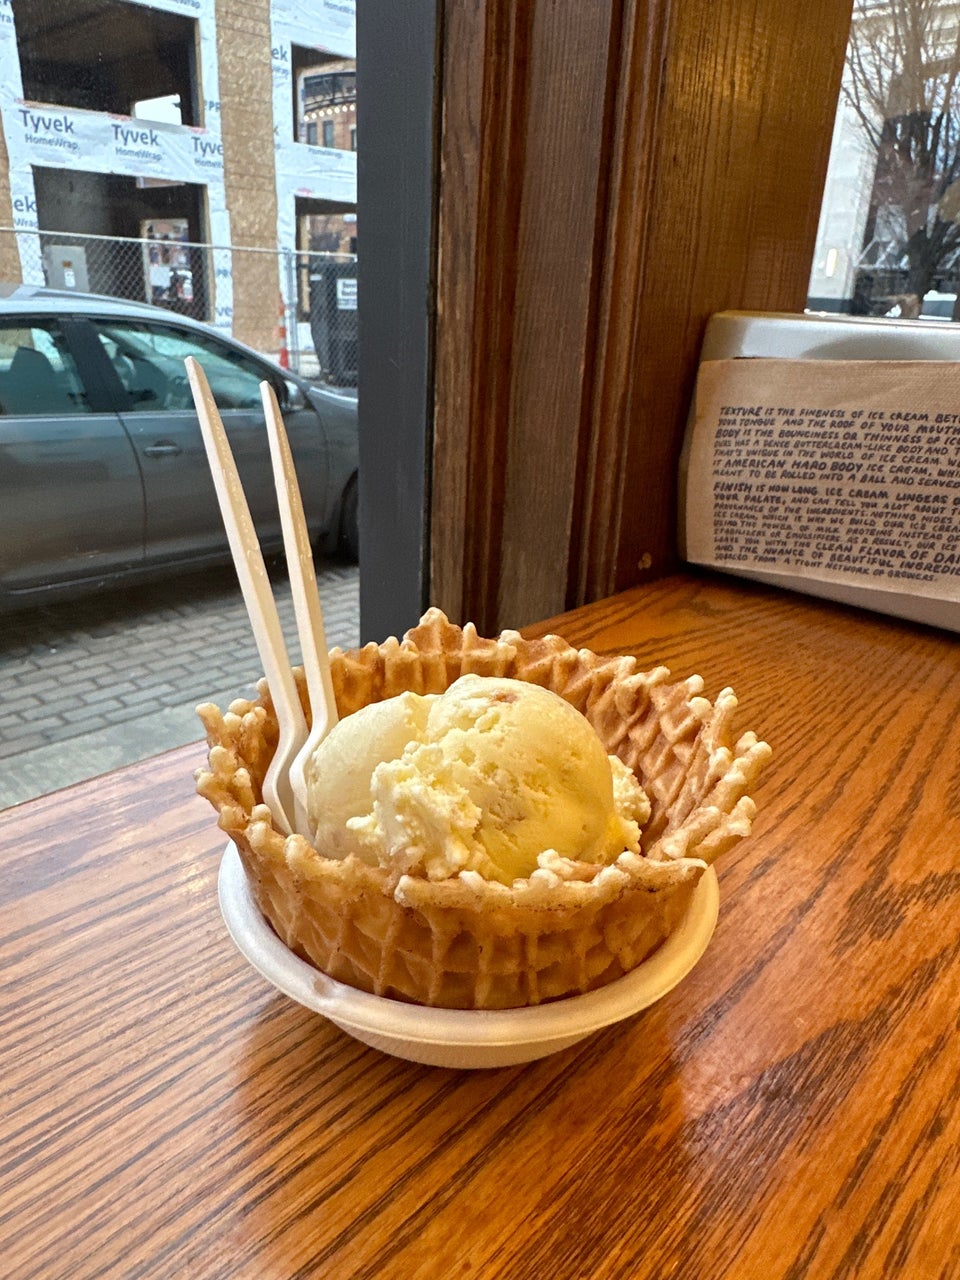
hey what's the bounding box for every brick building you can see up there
[0,0,356,353]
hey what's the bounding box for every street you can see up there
[0,558,359,811]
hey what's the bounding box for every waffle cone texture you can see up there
[196,609,771,1009]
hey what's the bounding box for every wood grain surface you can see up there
[431,0,853,634]
[2,573,959,1279]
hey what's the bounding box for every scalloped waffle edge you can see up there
[196,608,771,1009]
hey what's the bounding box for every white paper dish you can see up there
[218,842,719,1069]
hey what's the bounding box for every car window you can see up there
[94,321,275,412]
[0,320,91,416]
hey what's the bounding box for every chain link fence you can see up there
[0,227,357,385]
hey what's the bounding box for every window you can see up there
[0,2,363,815]
[810,0,960,321]
[13,0,200,125]
[93,321,273,411]
[292,44,356,146]
[0,320,90,415]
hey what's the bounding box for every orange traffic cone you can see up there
[275,293,290,369]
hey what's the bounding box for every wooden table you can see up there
[2,572,959,1279]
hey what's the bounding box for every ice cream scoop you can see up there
[306,674,649,884]
[305,690,437,858]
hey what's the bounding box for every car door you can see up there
[89,318,325,566]
[0,316,143,598]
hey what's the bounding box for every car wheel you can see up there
[338,474,359,562]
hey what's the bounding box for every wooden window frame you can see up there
[358,0,853,640]
[355,0,440,642]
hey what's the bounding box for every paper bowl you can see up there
[218,842,719,1069]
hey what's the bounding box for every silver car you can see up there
[0,284,358,612]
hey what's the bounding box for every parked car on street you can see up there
[0,283,358,612]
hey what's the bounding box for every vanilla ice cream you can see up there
[305,674,649,885]
[306,690,437,858]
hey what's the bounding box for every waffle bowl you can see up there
[197,609,770,1034]
[217,841,720,1067]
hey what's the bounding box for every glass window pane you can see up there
[95,322,268,411]
[0,1,362,808]
[811,0,960,321]
[0,321,91,415]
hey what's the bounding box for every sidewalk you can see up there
[0,559,359,811]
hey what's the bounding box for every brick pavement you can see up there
[0,558,359,811]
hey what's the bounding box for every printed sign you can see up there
[681,358,960,632]
[336,277,357,309]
